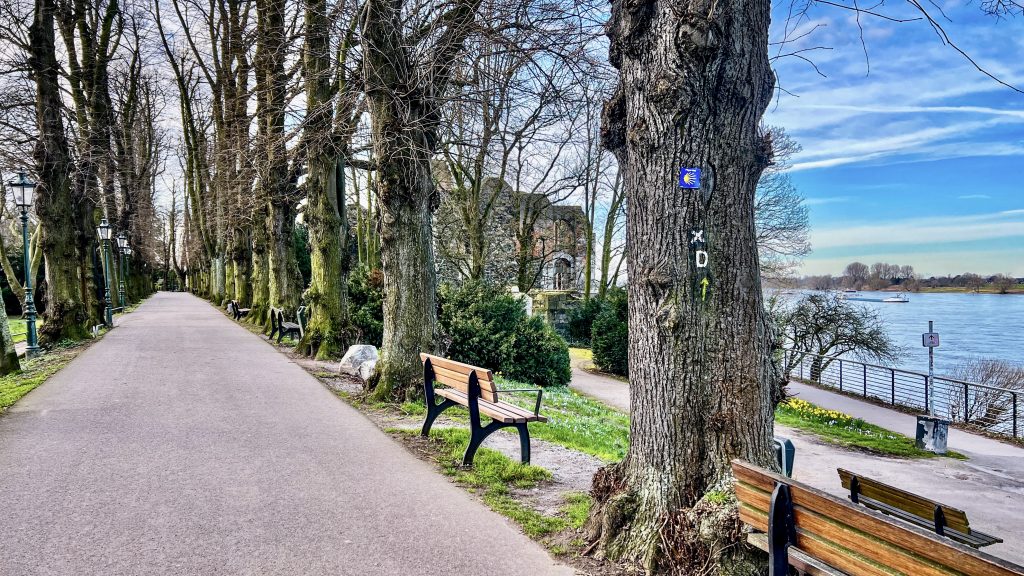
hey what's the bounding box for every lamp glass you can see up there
[97,218,112,241]
[9,173,35,209]
[125,247,133,256]
[116,233,128,250]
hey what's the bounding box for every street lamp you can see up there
[8,172,39,357]
[115,232,128,309]
[122,245,132,304]
[96,218,113,326]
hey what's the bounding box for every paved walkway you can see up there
[569,363,1024,565]
[0,293,571,576]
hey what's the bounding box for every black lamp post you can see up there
[115,232,128,309]
[9,172,39,357]
[97,218,113,326]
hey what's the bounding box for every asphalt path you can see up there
[0,292,572,576]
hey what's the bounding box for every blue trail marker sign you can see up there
[679,167,701,189]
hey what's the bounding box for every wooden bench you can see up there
[420,353,547,466]
[733,460,1024,576]
[227,299,251,321]
[269,306,305,343]
[838,468,1002,549]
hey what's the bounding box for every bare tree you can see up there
[755,127,810,280]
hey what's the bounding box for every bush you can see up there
[592,288,628,376]
[349,266,384,347]
[566,298,603,347]
[507,315,571,388]
[438,281,571,387]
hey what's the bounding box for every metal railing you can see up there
[783,350,1021,440]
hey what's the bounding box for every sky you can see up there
[763,1,1024,278]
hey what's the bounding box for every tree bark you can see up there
[361,0,482,399]
[29,0,90,343]
[586,0,780,573]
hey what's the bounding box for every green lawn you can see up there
[8,318,36,344]
[568,347,593,363]
[499,380,629,462]
[776,398,965,459]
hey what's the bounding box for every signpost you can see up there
[915,321,948,453]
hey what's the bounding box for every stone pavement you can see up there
[0,292,572,576]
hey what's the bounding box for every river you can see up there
[779,291,1024,376]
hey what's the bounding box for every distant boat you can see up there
[883,293,910,303]
[843,289,858,293]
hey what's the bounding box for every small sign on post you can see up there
[922,332,940,348]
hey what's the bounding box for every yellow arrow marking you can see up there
[700,277,709,301]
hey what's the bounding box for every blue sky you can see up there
[764,2,1024,277]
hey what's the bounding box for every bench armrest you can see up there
[501,388,543,416]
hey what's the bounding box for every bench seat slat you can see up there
[434,388,547,423]
[435,388,521,423]
[733,461,1024,576]
[838,468,972,534]
[746,533,848,576]
[857,497,1001,548]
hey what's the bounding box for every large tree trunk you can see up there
[0,288,19,375]
[361,0,482,400]
[372,162,437,400]
[585,0,779,573]
[29,0,90,344]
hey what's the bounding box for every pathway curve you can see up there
[0,292,572,576]
[568,363,1024,565]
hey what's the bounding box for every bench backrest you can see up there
[838,468,972,534]
[732,460,1024,576]
[420,353,498,403]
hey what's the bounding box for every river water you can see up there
[780,291,1024,376]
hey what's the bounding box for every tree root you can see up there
[586,465,764,575]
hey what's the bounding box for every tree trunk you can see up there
[0,289,19,375]
[372,177,437,400]
[268,200,300,310]
[250,202,271,326]
[361,0,482,400]
[300,157,351,359]
[586,0,779,573]
[29,0,90,343]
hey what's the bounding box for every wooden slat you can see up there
[495,401,547,423]
[736,481,958,576]
[732,460,1024,576]
[421,354,498,403]
[434,389,521,423]
[838,469,971,534]
[431,364,498,402]
[746,533,848,576]
[420,353,494,382]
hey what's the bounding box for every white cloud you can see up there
[958,194,992,200]
[810,210,1024,250]
[805,196,853,206]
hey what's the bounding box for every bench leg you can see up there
[463,420,511,467]
[515,423,531,465]
[421,398,457,436]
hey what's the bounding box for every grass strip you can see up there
[391,427,591,539]
[777,398,965,459]
[0,341,84,413]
